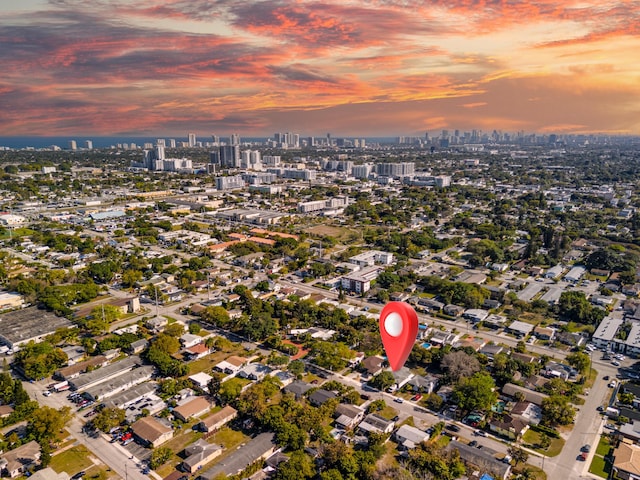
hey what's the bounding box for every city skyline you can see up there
[1,1,640,137]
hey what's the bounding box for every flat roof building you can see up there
[0,307,73,349]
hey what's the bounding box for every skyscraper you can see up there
[68,140,77,150]
[85,140,93,150]
[188,133,196,147]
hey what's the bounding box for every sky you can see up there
[1,0,640,137]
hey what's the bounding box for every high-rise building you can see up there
[230,134,240,145]
[85,140,93,150]
[156,144,165,161]
[215,175,245,190]
[157,138,166,147]
[169,139,176,148]
[212,135,220,145]
[376,162,415,177]
[219,145,240,168]
[68,140,77,150]
[188,133,196,147]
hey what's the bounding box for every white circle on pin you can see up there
[384,312,403,337]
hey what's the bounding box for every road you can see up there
[21,380,157,480]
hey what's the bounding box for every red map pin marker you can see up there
[379,301,419,371]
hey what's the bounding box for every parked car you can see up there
[469,440,478,447]
[582,444,591,453]
[42,390,52,397]
[474,430,488,437]
[394,397,404,404]
[71,472,85,480]
[578,451,588,461]
[446,424,460,432]
[411,394,423,402]
[612,361,621,366]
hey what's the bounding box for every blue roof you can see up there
[480,474,494,480]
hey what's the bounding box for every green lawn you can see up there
[49,445,95,475]
[521,429,565,457]
[377,405,398,420]
[589,435,613,479]
[589,454,611,479]
[596,435,612,456]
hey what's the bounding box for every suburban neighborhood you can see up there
[0,134,639,480]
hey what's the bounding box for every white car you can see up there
[42,390,52,397]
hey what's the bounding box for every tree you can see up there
[92,407,126,432]
[27,406,72,445]
[424,393,443,412]
[367,399,386,413]
[288,360,305,377]
[441,351,481,383]
[566,351,590,375]
[539,433,551,450]
[369,371,395,391]
[219,377,245,404]
[164,322,185,337]
[201,305,231,327]
[453,372,498,413]
[273,450,314,480]
[149,447,173,469]
[541,395,576,426]
[508,446,529,465]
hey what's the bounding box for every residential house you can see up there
[128,339,148,354]
[333,403,365,429]
[429,330,460,346]
[391,367,415,391]
[479,344,504,359]
[0,405,14,419]
[182,439,223,474]
[146,316,167,333]
[0,440,41,478]
[180,333,202,349]
[447,440,511,480]
[444,304,465,317]
[173,396,212,422]
[543,362,577,381]
[199,432,277,479]
[483,315,507,329]
[131,416,173,447]
[555,331,586,347]
[357,414,395,435]
[510,402,542,426]
[464,309,489,323]
[283,381,312,400]
[618,420,640,443]
[502,383,548,406]
[189,372,213,391]
[510,352,538,365]
[505,321,534,338]
[533,326,555,341]
[394,425,429,449]
[214,355,247,375]
[612,442,640,480]
[185,343,211,361]
[237,364,272,381]
[308,389,338,407]
[360,356,384,377]
[198,405,238,434]
[407,375,438,394]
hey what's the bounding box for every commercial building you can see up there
[69,355,142,392]
[0,307,73,349]
[341,266,381,294]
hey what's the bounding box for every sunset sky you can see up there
[2,0,640,137]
